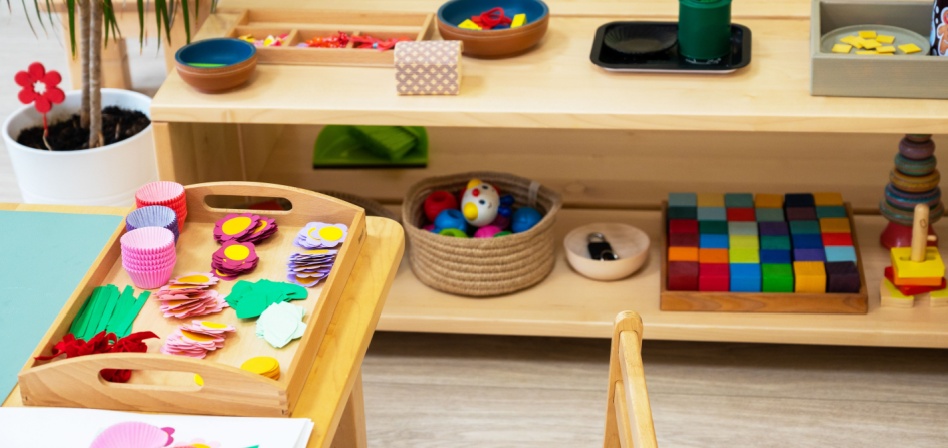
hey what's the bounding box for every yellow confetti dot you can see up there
[224,244,250,261]
[194,374,204,386]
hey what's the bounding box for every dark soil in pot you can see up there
[16,106,151,151]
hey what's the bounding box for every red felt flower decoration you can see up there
[15,62,65,114]
[34,331,159,383]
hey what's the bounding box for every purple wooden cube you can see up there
[794,248,826,262]
[786,207,818,221]
[825,261,860,293]
[759,221,789,236]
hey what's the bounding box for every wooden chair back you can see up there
[604,311,658,448]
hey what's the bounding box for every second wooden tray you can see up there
[18,182,367,417]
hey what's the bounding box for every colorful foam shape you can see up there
[700,221,729,235]
[754,193,784,209]
[825,261,860,293]
[758,222,789,236]
[761,235,791,250]
[699,263,729,291]
[699,234,729,249]
[669,219,698,234]
[793,261,826,293]
[785,193,816,207]
[825,246,857,264]
[819,217,852,234]
[668,261,699,290]
[792,234,824,249]
[730,263,761,292]
[696,193,725,207]
[726,208,756,221]
[697,207,727,221]
[729,248,760,263]
[728,222,758,236]
[699,248,729,264]
[762,263,794,292]
[669,233,699,247]
[822,232,854,246]
[816,205,848,218]
[756,208,786,222]
[668,193,697,207]
[725,193,754,208]
[668,206,698,220]
[794,248,827,262]
[789,220,821,235]
[760,249,791,264]
[786,207,818,221]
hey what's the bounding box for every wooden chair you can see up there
[604,311,658,448]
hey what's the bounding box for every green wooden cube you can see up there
[700,221,729,235]
[762,263,794,292]
[761,235,791,251]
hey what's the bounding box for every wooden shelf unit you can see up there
[149,0,948,346]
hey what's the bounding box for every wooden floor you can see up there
[2,9,947,447]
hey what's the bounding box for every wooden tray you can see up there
[18,182,367,417]
[222,8,435,66]
[660,202,869,313]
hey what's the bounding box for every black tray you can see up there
[590,21,752,73]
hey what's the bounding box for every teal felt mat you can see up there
[0,210,122,398]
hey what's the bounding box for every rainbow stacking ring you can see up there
[894,154,937,176]
[884,185,942,210]
[889,169,940,193]
[881,199,945,226]
[898,137,935,160]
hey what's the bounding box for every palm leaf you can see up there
[136,0,144,49]
[20,0,37,36]
[64,0,77,56]
[179,0,189,44]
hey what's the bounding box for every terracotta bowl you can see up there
[437,0,549,58]
[174,38,257,93]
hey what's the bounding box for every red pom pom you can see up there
[424,190,459,222]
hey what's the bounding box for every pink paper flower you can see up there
[15,62,65,114]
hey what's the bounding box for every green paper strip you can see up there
[116,290,150,337]
[188,62,227,67]
[105,286,134,335]
[94,285,122,335]
[68,291,92,337]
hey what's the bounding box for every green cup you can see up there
[678,0,732,62]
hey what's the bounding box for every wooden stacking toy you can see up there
[880,204,948,307]
[879,134,943,248]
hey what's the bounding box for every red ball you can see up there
[424,190,459,221]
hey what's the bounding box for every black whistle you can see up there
[587,233,620,260]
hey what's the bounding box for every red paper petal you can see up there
[34,96,51,114]
[45,87,65,105]
[28,62,46,80]
[43,70,62,88]
[14,70,33,88]
[17,88,37,105]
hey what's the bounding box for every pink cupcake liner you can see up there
[126,263,176,289]
[135,181,185,206]
[121,227,176,255]
[123,253,176,270]
[120,247,176,262]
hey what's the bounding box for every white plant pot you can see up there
[3,88,157,206]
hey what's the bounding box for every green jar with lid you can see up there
[678,0,732,62]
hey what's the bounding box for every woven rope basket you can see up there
[402,171,562,297]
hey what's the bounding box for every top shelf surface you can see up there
[151,0,948,133]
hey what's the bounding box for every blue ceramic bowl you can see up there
[438,0,549,31]
[174,38,258,92]
[175,37,256,68]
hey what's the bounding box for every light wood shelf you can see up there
[377,207,948,348]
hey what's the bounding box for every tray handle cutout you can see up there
[185,181,365,227]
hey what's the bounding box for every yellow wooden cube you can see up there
[729,235,759,249]
[877,46,896,54]
[696,193,725,207]
[876,35,895,44]
[858,30,877,39]
[511,13,527,28]
[812,192,843,206]
[880,278,915,308]
[899,43,922,54]
[890,247,946,279]
[832,43,852,54]
[754,193,783,208]
[729,248,760,263]
[819,217,851,234]
[862,39,881,50]
[794,261,826,293]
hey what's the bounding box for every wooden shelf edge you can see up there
[376,207,948,348]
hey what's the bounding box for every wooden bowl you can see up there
[174,38,258,93]
[437,0,549,58]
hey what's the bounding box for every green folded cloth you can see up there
[347,126,418,162]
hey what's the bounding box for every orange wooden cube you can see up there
[668,246,699,262]
[699,248,729,264]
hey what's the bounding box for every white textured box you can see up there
[395,40,462,95]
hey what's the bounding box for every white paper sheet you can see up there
[0,407,313,448]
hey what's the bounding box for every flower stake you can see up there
[15,62,64,150]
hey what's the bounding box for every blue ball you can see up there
[511,207,542,233]
[433,209,468,234]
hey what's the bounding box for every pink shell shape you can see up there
[89,421,175,448]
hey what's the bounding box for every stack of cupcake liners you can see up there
[135,181,187,232]
[125,205,180,241]
[120,227,177,289]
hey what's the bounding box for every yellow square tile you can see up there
[832,43,853,54]
[877,46,896,54]
[862,39,881,50]
[899,43,922,54]
[855,50,877,55]
[876,34,895,44]
[819,218,851,233]
[840,35,860,46]
[858,30,877,39]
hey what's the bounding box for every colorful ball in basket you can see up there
[135,181,187,231]
[120,227,177,289]
[433,209,468,234]
[424,190,459,221]
[125,205,179,241]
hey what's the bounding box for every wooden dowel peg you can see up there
[911,204,930,262]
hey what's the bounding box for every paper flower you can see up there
[175,439,221,448]
[15,62,65,114]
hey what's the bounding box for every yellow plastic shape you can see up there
[855,50,878,55]
[877,46,896,54]
[754,193,783,208]
[832,43,853,54]
[858,30,877,39]
[819,218,851,234]
[812,192,843,206]
[696,193,725,207]
[458,19,481,30]
[899,43,922,54]
[840,35,860,46]
[862,39,881,50]
[876,35,895,44]
[511,13,527,28]
[890,247,946,278]
[793,261,826,293]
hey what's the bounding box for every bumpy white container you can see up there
[3,88,157,206]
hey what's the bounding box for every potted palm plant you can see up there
[3,0,210,205]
